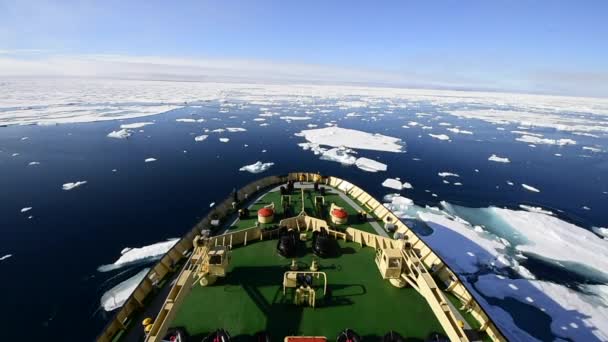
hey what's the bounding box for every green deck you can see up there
[227,188,383,235]
[170,237,445,340]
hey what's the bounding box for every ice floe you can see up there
[438,172,460,178]
[107,129,131,139]
[383,194,415,218]
[98,238,179,272]
[0,254,12,261]
[446,127,473,135]
[219,138,230,143]
[280,116,312,121]
[3,78,608,134]
[447,108,608,134]
[176,118,196,123]
[428,133,450,141]
[417,211,513,274]
[20,207,32,213]
[354,158,387,172]
[583,146,602,153]
[101,268,150,311]
[575,132,601,138]
[320,148,357,165]
[120,122,154,129]
[382,178,412,191]
[476,275,608,341]
[516,135,577,146]
[62,181,87,191]
[521,184,540,193]
[238,161,274,174]
[488,154,510,163]
[194,135,208,142]
[490,207,608,275]
[144,158,157,163]
[592,227,608,239]
[519,204,554,216]
[298,126,403,153]
[511,130,544,137]
[226,127,247,132]
[28,161,40,166]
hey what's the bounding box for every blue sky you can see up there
[1,0,607,97]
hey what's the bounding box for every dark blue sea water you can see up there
[0,102,606,340]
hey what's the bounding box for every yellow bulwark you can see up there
[96,173,507,342]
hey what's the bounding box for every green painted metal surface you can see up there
[170,238,444,340]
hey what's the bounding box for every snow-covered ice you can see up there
[280,116,312,121]
[107,129,131,139]
[382,178,412,191]
[354,158,387,172]
[98,239,179,272]
[383,194,415,218]
[447,107,608,134]
[516,135,577,146]
[488,154,510,163]
[522,184,540,193]
[438,172,459,178]
[239,161,274,174]
[62,181,87,191]
[429,133,450,141]
[417,211,513,274]
[194,135,208,142]
[475,274,608,341]
[489,208,608,275]
[20,207,32,213]
[28,161,40,166]
[382,178,402,190]
[446,127,473,135]
[583,146,602,153]
[226,127,247,132]
[144,158,157,163]
[298,126,403,153]
[320,148,356,165]
[591,227,608,239]
[219,138,230,143]
[120,122,154,129]
[519,204,554,216]
[101,267,150,311]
